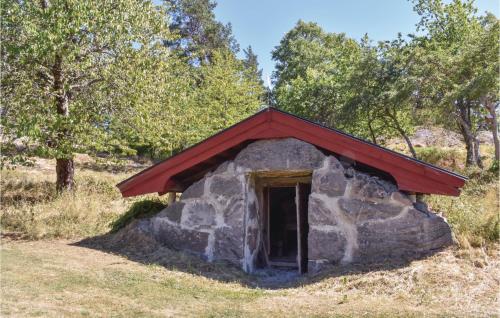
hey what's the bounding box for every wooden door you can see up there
[296,183,311,274]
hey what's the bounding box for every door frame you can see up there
[253,171,311,273]
[296,182,311,274]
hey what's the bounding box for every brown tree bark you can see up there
[457,102,483,168]
[385,109,418,159]
[368,119,378,144]
[53,53,75,192]
[56,158,74,192]
[483,97,499,162]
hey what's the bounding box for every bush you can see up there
[489,160,499,173]
[110,199,166,232]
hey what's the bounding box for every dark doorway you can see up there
[263,183,311,273]
[268,187,298,266]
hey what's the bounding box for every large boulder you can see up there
[151,219,209,255]
[311,156,347,198]
[308,156,453,270]
[234,138,325,171]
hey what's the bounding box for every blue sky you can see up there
[214,0,499,87]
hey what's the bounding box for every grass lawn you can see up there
[1,239,498,317]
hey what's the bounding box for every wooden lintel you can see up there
[252,170,313,188]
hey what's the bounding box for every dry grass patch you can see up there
[1,239,499,317]
[1,167,139,239]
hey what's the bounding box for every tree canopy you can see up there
[271,1,499,164]
[1,0,498,193]
[1,0,264,191]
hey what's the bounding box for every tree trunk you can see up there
[56,158,74,192]
[53,53,75,191]
[457,103,483,168]
[385,110,418,159]
[401,130,418,159]
[462,127,475,166]
[473,137,483,168]
[368,119,378,144]
[483,97,499,162]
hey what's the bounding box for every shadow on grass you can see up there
[74,202,448,290]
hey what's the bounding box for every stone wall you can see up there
[119,138,453,273]
[308,154,453,272]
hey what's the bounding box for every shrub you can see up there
[110,199,166,232]
[489,160,499,173]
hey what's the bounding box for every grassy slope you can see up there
[1,143,499,317]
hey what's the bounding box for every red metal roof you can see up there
[117,108,466,197]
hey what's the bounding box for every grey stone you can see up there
[311,156,347,197]
[246,226,259,254]
[212,161,237,175]
[152,220,209,254]
[308,259,331,273]
[390,191,413,206]
[213,227,244,262]
[308,196,338,226]
[247,199,258,220]
[181,179,205,200]
[245,200,259,254]
[349,172,397,202]
[182,202,216,229]
[157,202,185,224]
[209,176,243,197]
[114,137,454,274]
[414,201,431,214]
[234,138,325,171]
[355,210,453,262]
[344,167,355,178]
[308,228,347,262]
[338,198,403,222]
[314,170,347,197]
[223,197,245,228]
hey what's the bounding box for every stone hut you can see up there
[117,108,466,273]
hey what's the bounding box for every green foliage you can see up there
[110,48,263,160]
[271,2,498,162]
[488,160,499,173]
[1,0,265,185]
[110,199,166,232]
[410,0,499,165]
[167,0,239,64]
[189,49,264,143]
[342,35,418,153]
[271,22,418,155]
[272,21,361,127]
[1,0,173,159]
